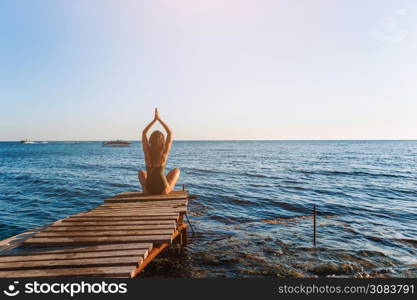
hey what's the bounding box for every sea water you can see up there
[0,140,416,277]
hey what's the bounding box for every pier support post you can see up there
[180,227,187,247]
[178,227,187,259]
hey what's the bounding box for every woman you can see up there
[138,108,180,195]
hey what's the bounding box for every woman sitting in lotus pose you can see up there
[138,108,180,195]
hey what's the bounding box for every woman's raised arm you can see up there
[158,116,172,156]
[142,109,158,164]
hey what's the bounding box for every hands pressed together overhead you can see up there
[154,108,160,121]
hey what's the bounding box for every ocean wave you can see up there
[247,183,272,188]
[108,182,137,188]
[259,199,307,214]
[183,167,223,175]
[229,198,257,206]
[208,214,253,225]
[395,239,417,248]
[298,169,411,179]
[240,172,269,178]
[280,185,353,198]
[113,166,138,171]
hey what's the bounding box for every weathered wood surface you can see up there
[74,212,180,217]
[60,216,179,222]
[43,225,175,232]
[0,266,137,278]
[0,249,148,264]
[100,201,188,208]
[0,243,153,258]
[23,234,173,247]
[0,256,145,270]
[105,190,188,203]
[101,199,187,205]
[0,190,189,278]
[50,220,177,227]
[111,190,187,199]
[0,243,153,278]
[80,209,186,215]
[34,229,174,238]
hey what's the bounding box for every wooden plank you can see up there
[95,208,187,212]
[67,214,179,218]
[105,194,188,203]
[103,197,188,202]
[0,256,144,271]
[74,212,180,217]
[0,249,148,263]
[96,204,187,208]
[116,203,188,206]
[104,198,187,203]
[75,213,182,218]
[97,207,187,211]
[44,225,175,232]
[61,216,179,225]
[100,200,188,206]
[23,235,172,247]
[94,204,187,208]
[50,220,176,226]
[108,193,187,200]
[95,207,187,212]
[0,243,153,257]
[93,206,187,211]
[61,216,178,222]
[101,199,187,203]
[105,198,188,204]
[112,190,185,197]
[33,229,173,238]
[112,190,187,199]
[78,210,179,214]
[0,265,136,278]
[97,202,188,208]
[90,210,185,214]
[88,210,187,215]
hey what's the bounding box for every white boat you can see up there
[20,140,36,144]
[102,140,131,147]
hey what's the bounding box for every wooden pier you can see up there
[0,190,189,278]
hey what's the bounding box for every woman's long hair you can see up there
[149,130,165,165]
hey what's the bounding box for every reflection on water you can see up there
[0,140,416,277]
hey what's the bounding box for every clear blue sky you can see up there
[1,0,416,140]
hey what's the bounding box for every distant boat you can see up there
[102,140,131,147]
[20,139,36,144]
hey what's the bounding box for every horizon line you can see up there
[2,139,417,142]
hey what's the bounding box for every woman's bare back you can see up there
[138,108,180,195]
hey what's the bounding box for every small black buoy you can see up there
[313,204,317,246]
